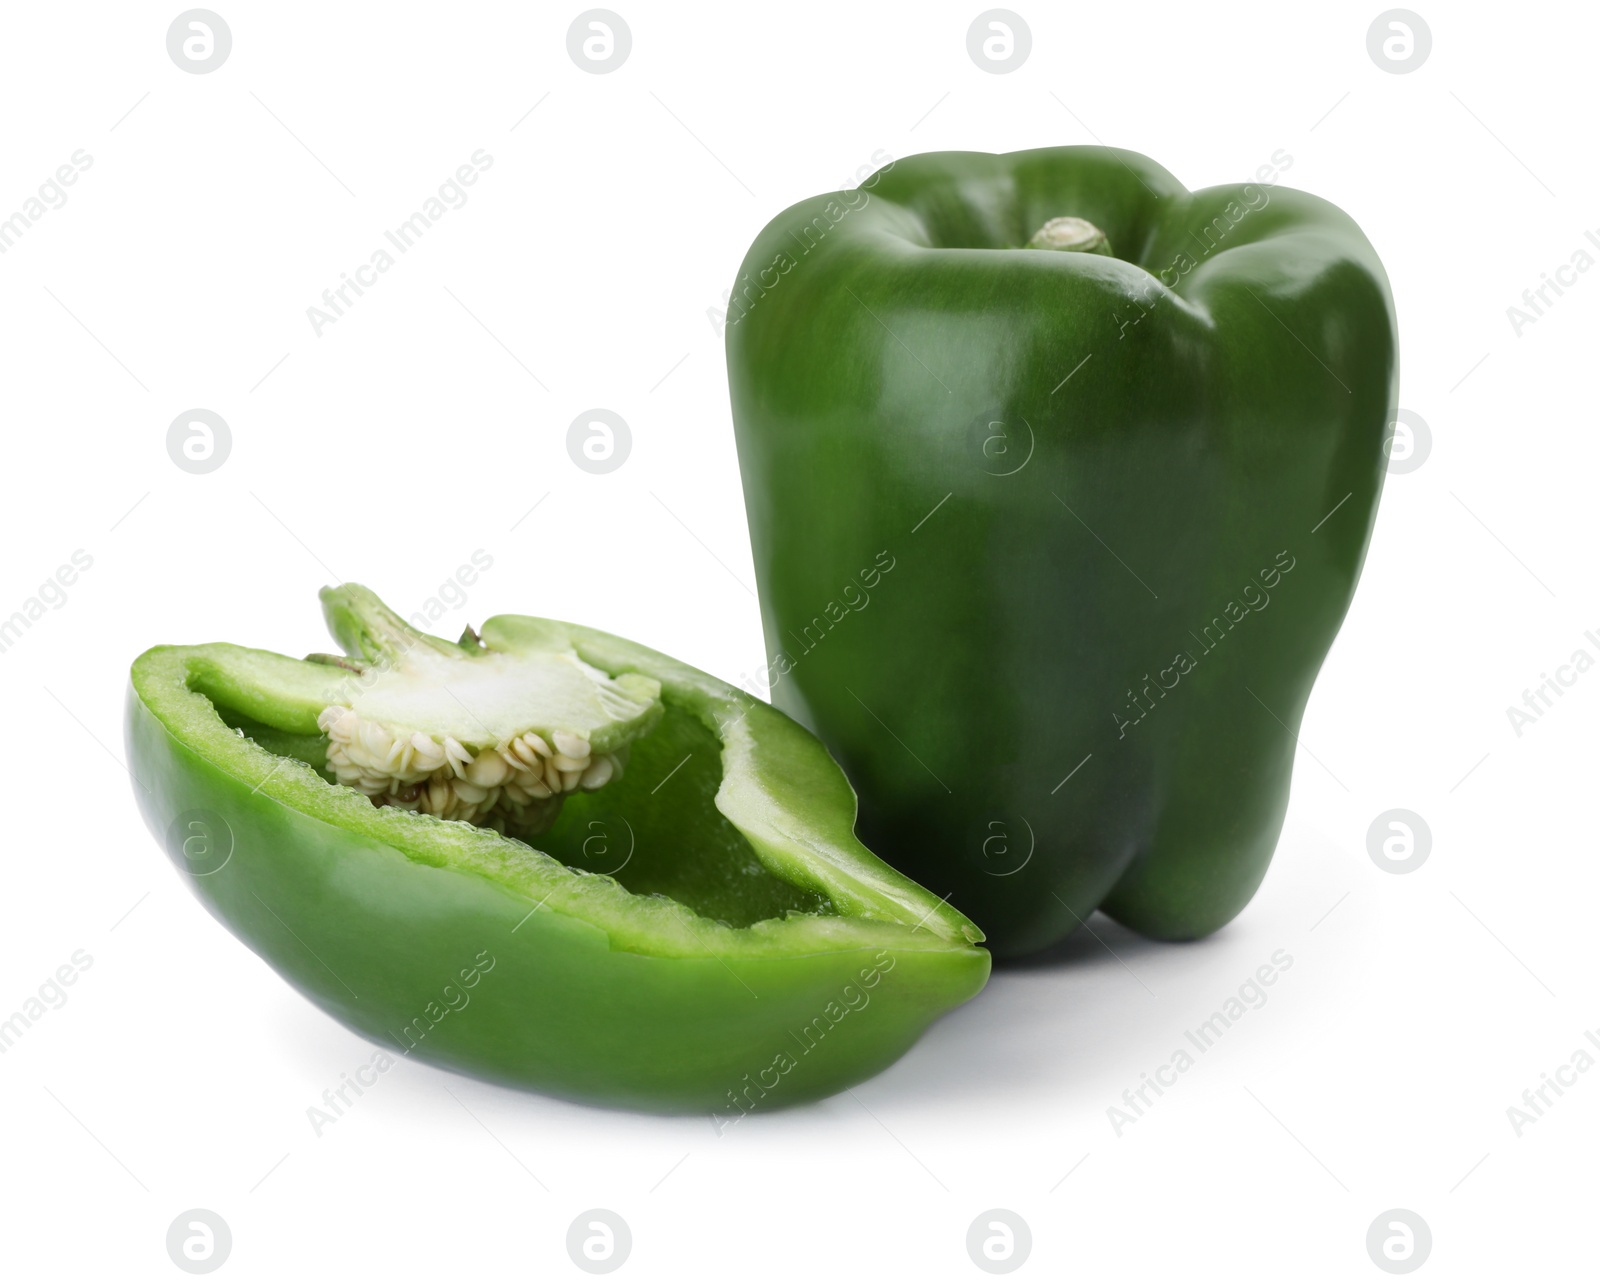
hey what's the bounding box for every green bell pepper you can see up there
[126,586,986,1113]
[726,145,1396,957]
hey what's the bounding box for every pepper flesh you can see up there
[126,586,987,1111]
[726,145,1397,957]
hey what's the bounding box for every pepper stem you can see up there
[319,583,466,668]
[1025,216,1112,256]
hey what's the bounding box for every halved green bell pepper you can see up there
[126,586,986,1112]
[726,146,1396,957]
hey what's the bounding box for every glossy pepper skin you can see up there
[125,590,986,1112]
[726,146,1396,958]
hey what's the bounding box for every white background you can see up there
[1,1,1594,1279]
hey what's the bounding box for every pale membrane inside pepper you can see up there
[313,646,662,836]
[318,705,628,835]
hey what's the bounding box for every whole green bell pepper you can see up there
[126,586,986,1112]
[726,146,1396,957]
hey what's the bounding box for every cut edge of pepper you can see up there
[128,629,986,961]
